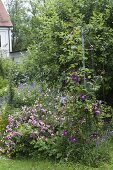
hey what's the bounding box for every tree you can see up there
[6,0,30,51]
[25,0,84,87]
[6,0,113,104]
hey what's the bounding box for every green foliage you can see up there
[21,0,113,105]
[24,0,83,86]
[0,57,112,167]
[0,105,18,133]
[1,0,113,168]
[0,58,15,79]
[0,59,15,98]
[0,77,8,89]
[13,82,40,107]
[6,0,30,51]
[0,77,8,97]
[1,77,113,167]
[6,0,113,100]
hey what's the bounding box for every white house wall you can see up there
[0,27,12,57]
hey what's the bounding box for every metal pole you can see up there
[82,28,86,88]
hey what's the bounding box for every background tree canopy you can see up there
[6,0,113,104]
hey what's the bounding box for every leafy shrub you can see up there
[0,105,20,133]
[0,76,9,97]
[0,101,63,158]
[0,59,14,78]
[1,79,112,167]
[0,76,8,89]
[0,59,113,167]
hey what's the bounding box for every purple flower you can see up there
[60,96,66,104]
[80,94,87,101]
[85,77,90,81]
[91,133,98,139]
[63,130,68,136]
[32,109,36,113]
[6,126,12,133]
[95,110,101,115]
[8,116,14,126]
[93,104,101,115]
[12,132,22,137]
[30,132,38,139]
[70,136,78,142]
[84,108,89,113]
[32,119,38,126]
[103,117,112,124]
[71,74,79,83]
[6,135,12,140]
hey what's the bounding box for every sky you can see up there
[1,0,30,8]
[1,0,6,7]
[1,0,5,4]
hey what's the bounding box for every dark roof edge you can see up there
[0,26,13,28]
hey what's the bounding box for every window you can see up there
[0,35,1,47]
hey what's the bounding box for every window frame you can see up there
[0,35,1,47]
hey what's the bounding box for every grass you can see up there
[0,140,113,170]
[0,157,113,170]
[0,141,113,170]
[0,158,93,170]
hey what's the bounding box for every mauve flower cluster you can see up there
[1,100,67,156]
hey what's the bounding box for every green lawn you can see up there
[0,157,113,170]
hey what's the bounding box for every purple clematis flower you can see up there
[95,110,101,115]
[84,108,89,113]
[93,104,101,115]
[71,74,79,83]
[80,94,87,101]
[70,136,78,142]
[63,130,68,136]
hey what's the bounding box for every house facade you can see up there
[0,0,13,57]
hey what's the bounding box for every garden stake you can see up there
[82,28,86,89]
